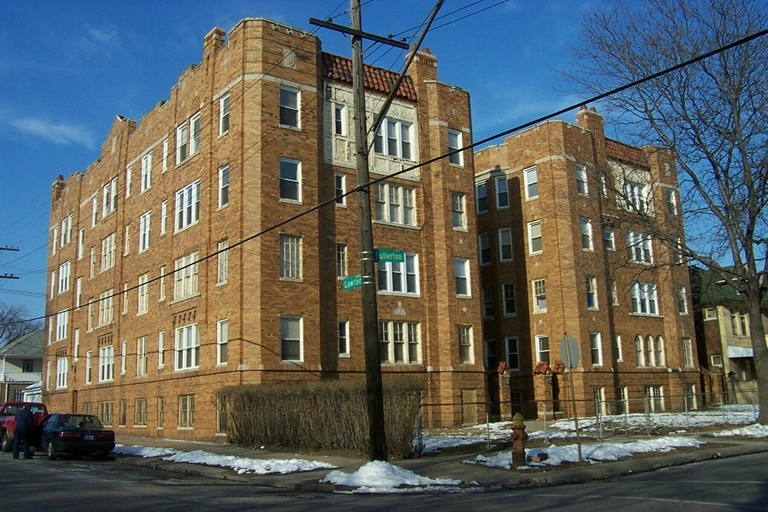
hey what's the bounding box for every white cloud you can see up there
[7,116,96,148]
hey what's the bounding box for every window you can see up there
[336,243,348,278]
[448,130,462,165]
[374,183,415,226]
[580,218,593,250]
[455,258,470,297]
[218,165,229,208]
[52,227,58,256]
[161,200,168,235]
[279,234,302,280]
[85,351,92,385]
[55,310,68,340]
[60,214,73,247]
[55,357,68,389]
[338,320,350,356]
[157,396,165,428]
[704,307,717,320]
[378,321,420,364]
[624,180,650,213]
[677,285,688,314]
[631,282,658,315]
[217,319,228,365]
[682,338,693,367]
[671,236,683,264]
[599,172,607,197]
[75,277,82,307]
[374,118,412,159]
[603,230,615,251]
[159,265,166,301]
[498,228,513,262]
[141,153,152,192]
[576,164,588,195]
[614,334,623,362]
[627,231,653,263]
[524,167,538,199]
[666,188,677,215]
[138,274,149,315]
[176,121,189,163]
[175,180,200,232]
[478,233,491,265]
[505,337,520,371]
[99,345,114,382]
[334,104,346,135]
[136,336,147,376]
[98,401,114,426]
[279,86,300,128]
[102,178,118,218]
[586,276,598,309]
[451,192,466,229]
[92,196,98,227]
[475,182,488,213]
[482,287,495,318]
[280,316,302,362]
[98,289,114,326]
[174,252,199,301]
[162,138,168,172]
[73,329,80,360]
[654,336,665,367]
[158,331,165,368]
[503,283,516,315]
[495,176,509,209]
[121,340,127,374]
[139,211,151,252]
[377,253,419,295]
[101,233,116,271]
[533,279,546,312]
[536,335,550,363]
[335,173,346,205]
[644,386,664,412]
[174,323,199,370]
[50,271,55,300]
[217,240,228,285]
[122,282,129,316]
[135,399,148,426]
[528,221,542,254]
[78,228,85,260]
[279,158,301,202]
[635,335,645,366]
[178,394,195,428]
[58,261,70,293]
[645,335,654,366]
[190,113,201,156]
[611,280,619,306]
[219,93,230,135]
[124,224,131,256]
[458,325,473,364]
[590,332,603,365]
[485,339,497,370]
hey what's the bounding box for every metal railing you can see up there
[0,372,42,383]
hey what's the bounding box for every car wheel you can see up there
[46,441,57,460]
[0,431,10,452]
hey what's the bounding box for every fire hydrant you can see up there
[510,412,528,469]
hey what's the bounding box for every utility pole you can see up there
[0,246,19,280]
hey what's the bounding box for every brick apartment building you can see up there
[474,106,700,420]
[43,18,485,440]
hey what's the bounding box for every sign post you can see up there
[561,333,583,462]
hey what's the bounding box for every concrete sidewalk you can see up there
[112,431,768,492]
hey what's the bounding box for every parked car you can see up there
[0,401,48,452]
[38,413,115,460]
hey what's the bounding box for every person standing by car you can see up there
[12,404,34,459]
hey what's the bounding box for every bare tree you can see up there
[567,0,768,422]
[0,304,40,347]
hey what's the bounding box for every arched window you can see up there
[655,336,665,367]
[646,335,655,366]
[635,335,644,366]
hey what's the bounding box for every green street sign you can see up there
[342,274,362,291]
[375,248,405,263]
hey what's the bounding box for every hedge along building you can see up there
[43,18,485,440]
[474,106,700,421]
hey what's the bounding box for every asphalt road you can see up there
[2,451,767,511]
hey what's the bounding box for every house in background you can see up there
[0,331,43,402]
[690,266,766,405]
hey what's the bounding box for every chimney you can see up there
[576,105,606,166]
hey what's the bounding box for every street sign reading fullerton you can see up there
[374,248,405,263]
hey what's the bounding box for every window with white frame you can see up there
[78,228,85,260]
[645,335,655,368]
[98,289,114,326]
[92,196,98,227]
[139,211,151,252]
[174,252,199,301]
[335,173,346,205]
[378,321,420,364]
[536,334,550,363]
[634,335,644,366]
[528,221,542,254]
[52,227,58,256]
[645,385,664,412]
[458,325,473,364]
[135,398,148,426]
[374,183,415,226]
[75,276,82,306]
[627,231,653,263]
[101,233,116,271]
[280,316,302,362]
[377,253,419,295]
[334,104,346,135]
[161,200,167,235]
[56,310,68,341]
[682,338,693,367]
[121,341,127,374]
[586,276,598,309]
[99,345,114,382]
[666,188,677,215]
[505,337,520,370]
[631,282,658,315]
[158,331,165,368]
[677,285,688,314]
[85,350,92,384]
[157,396,164,427]
[455,258,470,297]
[495,176,509,209]
[162,138,168,172]
[576,164,588,195]
[338,320,350,356]
[178,394,195,428]
[374,117,412,160]
[336,243,347,278]
[175,180,200,232]
[217,240,228,285]
[127,165,133,197]
[56,357,68,389]
[624,180,651,213]
[451,192,466,229]
[124,224,131,256]
[60,214,73,247]
[73,328,80,360]
[603,230,616,251]
[498,228,513,262]
[123,282,129,315]
[159,265,166,301]
[137,273,149,315]
[136,336,147,376]
[482,287,494,318]
[475,182,488,213]
[141,153,152,192]
[524,167,538,199]
[217,319,228,365]
[219,93,230,135]
[580,218,593,250]
[533,278,546,312]
[614,334,623,361]
[279,86,300,128]
[218,165,229,208]
[655,336,666,366]
[50,271,55,300]
[503,283,516,315]
[58,261,70,293]
[102,178,118,218]
[174,323,199,371]
[279,158,301,202]
[448,129,462,165]
[478,233,491,265]
[176,119,189,164]
[590,332,603,365]
[279,234,302,280]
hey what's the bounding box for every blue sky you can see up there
[0,0,601,318]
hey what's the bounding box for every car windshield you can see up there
[29,405,46,415]
[55,415,104,429]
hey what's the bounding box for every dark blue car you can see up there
[39,413,115,460]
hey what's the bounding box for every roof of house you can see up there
[321,52,418,101]
[690,267,768,308]
[606,138,650,168]
[0,330,44,359]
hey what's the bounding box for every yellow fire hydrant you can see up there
[510,412,528,469]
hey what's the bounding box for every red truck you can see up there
[0,401,48,452]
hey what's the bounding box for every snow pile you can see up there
[321,460,463,493]
[113,445,179,457]
[712,423,768,438]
